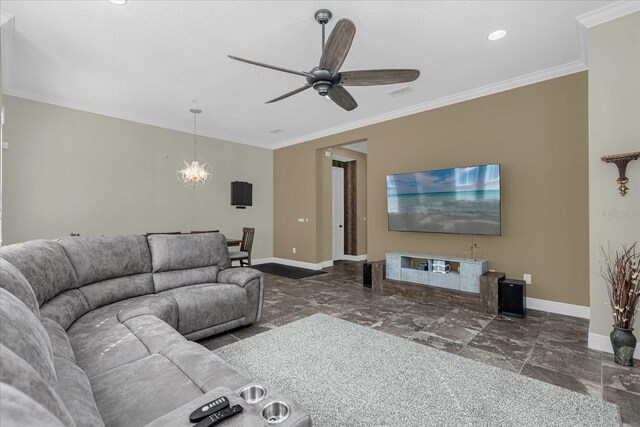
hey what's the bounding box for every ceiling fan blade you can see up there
[328,86,357,111]
[266,85,311,104]
[340,69,420,86]
[319,18,356,73]
[228,55,312,77]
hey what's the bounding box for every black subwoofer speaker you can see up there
[363,263,372,288]
[499,278,527,318]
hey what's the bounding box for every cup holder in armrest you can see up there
[262,401,290,424]
[240,385,266,404]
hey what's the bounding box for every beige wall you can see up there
[275,72,589,306]
[274,134,373,263]
[1,96,274,259]
[588,12,640,336]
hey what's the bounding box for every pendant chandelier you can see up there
[177,108,212,188]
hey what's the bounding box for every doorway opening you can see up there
[330,141,367,261]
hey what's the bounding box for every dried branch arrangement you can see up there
[602,243,640,329]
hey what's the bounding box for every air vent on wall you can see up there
[387,86,414,98]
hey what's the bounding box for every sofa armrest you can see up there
[143,387,264,427]
[217,268,263,288]
[144,384,312,427]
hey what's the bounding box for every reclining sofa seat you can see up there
[0,234,310,427]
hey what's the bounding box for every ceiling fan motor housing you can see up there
[307,68,341,96]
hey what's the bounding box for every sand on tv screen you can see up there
[386,164,501,236]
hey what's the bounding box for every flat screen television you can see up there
[386,164,501,235]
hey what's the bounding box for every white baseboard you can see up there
[341,254,368,262]
[526,297,590,319]
[321,260,334,268]
[589,331,640,359]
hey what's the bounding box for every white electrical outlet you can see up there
[523,273,532,284]
[292,247,296,254]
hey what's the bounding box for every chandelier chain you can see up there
[193,112,197,161]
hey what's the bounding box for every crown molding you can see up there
[576,0,640,28]
[271,60,587,150]
[3,87,272,150]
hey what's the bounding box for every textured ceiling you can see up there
[0,1,621,148]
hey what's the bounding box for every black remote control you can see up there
[189,396,230,422]
[194,405,243,427]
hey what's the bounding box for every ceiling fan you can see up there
[228,9,420,111]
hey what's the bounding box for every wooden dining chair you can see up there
[190,230,220,234]
[229,227,255,267]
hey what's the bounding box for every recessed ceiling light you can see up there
[107,0,128,5]
[488,30,507,41]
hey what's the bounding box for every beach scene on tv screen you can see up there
[387,164,501,235]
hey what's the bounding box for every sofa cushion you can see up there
[122,314,186,354]
[160,283,246,336]
[79,272,154,310]
[0,258,40,317]
[117,295,179,329]
[58,235,152,286]
[0,240,77,305]
[90,354,202,427]
[0,344,74,426]
[54,356,105,427]
[152,265,220,293]
[159,341,249,393]
[67,298,153,378]
[42,317,76,363]
[40,289,91,331]
[0,383,67,427]
[0,288,56,388]
[147,233,230,272]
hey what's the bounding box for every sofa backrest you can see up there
[147,233,230,292]
[58,235,152,285]
[57,235,154,311]
[147,233,230,272]
[0,258,40,317]
[0,240,77,307]
[0,288,76,426]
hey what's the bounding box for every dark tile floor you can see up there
[199,261,640,426]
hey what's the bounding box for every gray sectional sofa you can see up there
[0,233,311,427]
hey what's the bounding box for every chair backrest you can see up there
[240,227,255,254]
[190,230,220,234]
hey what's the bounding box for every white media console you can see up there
[385,252,489,293]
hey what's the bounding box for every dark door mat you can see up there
[253,263,327,279]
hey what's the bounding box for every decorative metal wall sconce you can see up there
[601,151,640,196]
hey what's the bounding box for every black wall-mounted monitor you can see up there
[231,181,252,208]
